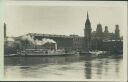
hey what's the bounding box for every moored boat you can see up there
[89,50,110,58]
[5,49,79,57]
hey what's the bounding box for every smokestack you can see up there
[4,23,6,38]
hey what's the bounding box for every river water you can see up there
[4,55,123,80]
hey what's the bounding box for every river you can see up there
[4,55,123,80]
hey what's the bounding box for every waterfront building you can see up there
[15,33,84,52]
[70,35,83,51]
[4,12,123,54]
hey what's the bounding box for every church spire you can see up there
[85,11,91,27]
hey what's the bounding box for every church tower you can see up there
[84,12,92,52]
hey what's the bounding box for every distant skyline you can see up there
[5,1,126,37]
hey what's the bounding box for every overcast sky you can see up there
[5,1,126,37]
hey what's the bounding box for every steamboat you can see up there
[5,49,79,57]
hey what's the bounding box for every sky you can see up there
[5,1,126,37]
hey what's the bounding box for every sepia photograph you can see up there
[2,1,127,81]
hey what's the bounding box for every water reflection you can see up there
[84,60,92,79]
[4,56,123,80]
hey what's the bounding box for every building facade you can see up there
[4,12,123,54]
